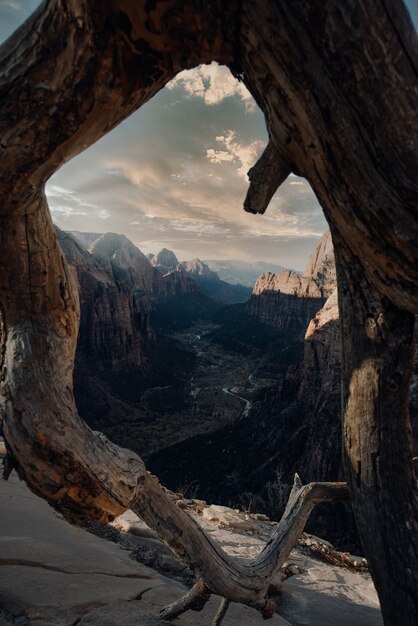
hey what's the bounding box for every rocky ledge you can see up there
[0,467,382,626]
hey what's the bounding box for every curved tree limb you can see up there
[1,1,418,624]
[134,473,348,614]
[244,139,292,214]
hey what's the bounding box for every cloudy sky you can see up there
[1,2,417,270]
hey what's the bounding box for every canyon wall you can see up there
[246,230,335,336]
[57,229,157,372]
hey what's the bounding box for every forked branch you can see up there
[133,472,348,619]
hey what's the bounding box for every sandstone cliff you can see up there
[247,269,325,337]
[90,232,166,298]
[163,266,199,296]
[247,231,336,335]
[57,231,228,460]
[57,228,155,373]
[304,230,336,298]
[296,290,342,481]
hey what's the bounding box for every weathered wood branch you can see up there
[244,139,291,214]
[1,1,418,624]
[212,598,230,626]
[134,472,348,615]
[159,578,212,621]
[0,0,233,523]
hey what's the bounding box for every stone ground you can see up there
[0,473,383,626]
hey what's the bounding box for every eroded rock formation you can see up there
[304,230,336,297]
[151,248,180,274]
[1,2,417,622]
[247,231,336,335]
[57,229,156,372]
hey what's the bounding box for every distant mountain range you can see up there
[68,235,287,290]
[204,259,287,287]
[149,248,252,305]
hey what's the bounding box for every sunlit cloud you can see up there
[50,206,87,218]
[207,130,265,179]
[167,63,255,111]
[2,8,329,270]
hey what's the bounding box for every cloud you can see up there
[50,206,87,218]
[6,5,418,270]
[167,63,255,111]
[41,64,326,268]
[207,130,265,179]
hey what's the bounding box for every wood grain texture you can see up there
[0,1,417,623]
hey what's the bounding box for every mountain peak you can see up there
[180,258,209,274]
[151,248,179,273]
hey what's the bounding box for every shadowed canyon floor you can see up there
[77,314,282,463]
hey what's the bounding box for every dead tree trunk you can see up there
[0,1,417,624]
[335,239,418,624]
[237,2,418,622]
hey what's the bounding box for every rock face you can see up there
[149,251,252,304]
[247,287,325,338]
[163,266,199,296]
[180,257,218,280]
[304,230,336,298]
[57,230,226,460]
[247,231,336,335]
[251,270,323,299]
[68,230,103,248]
[90,233,166,298]
[59,234,209,375]
[151,247,179,274]
[296,290,342,481]
[151,249,222,299]
[179,258,252,305]
[247,270,325,337]
[57,229,157,373]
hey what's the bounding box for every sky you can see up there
[1,1,417,270]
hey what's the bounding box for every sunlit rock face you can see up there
[247,270,325,337]
[297,290,342,481]
[304,230,336,298]
[58,234,205,375]
[90,233,166,298]
[247,231,337,336]
[180,257,218,280]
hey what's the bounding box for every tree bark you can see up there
[235,3,418,621]
[244,139,291,214]
[0,1,418,624]
[335,238,418,624]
